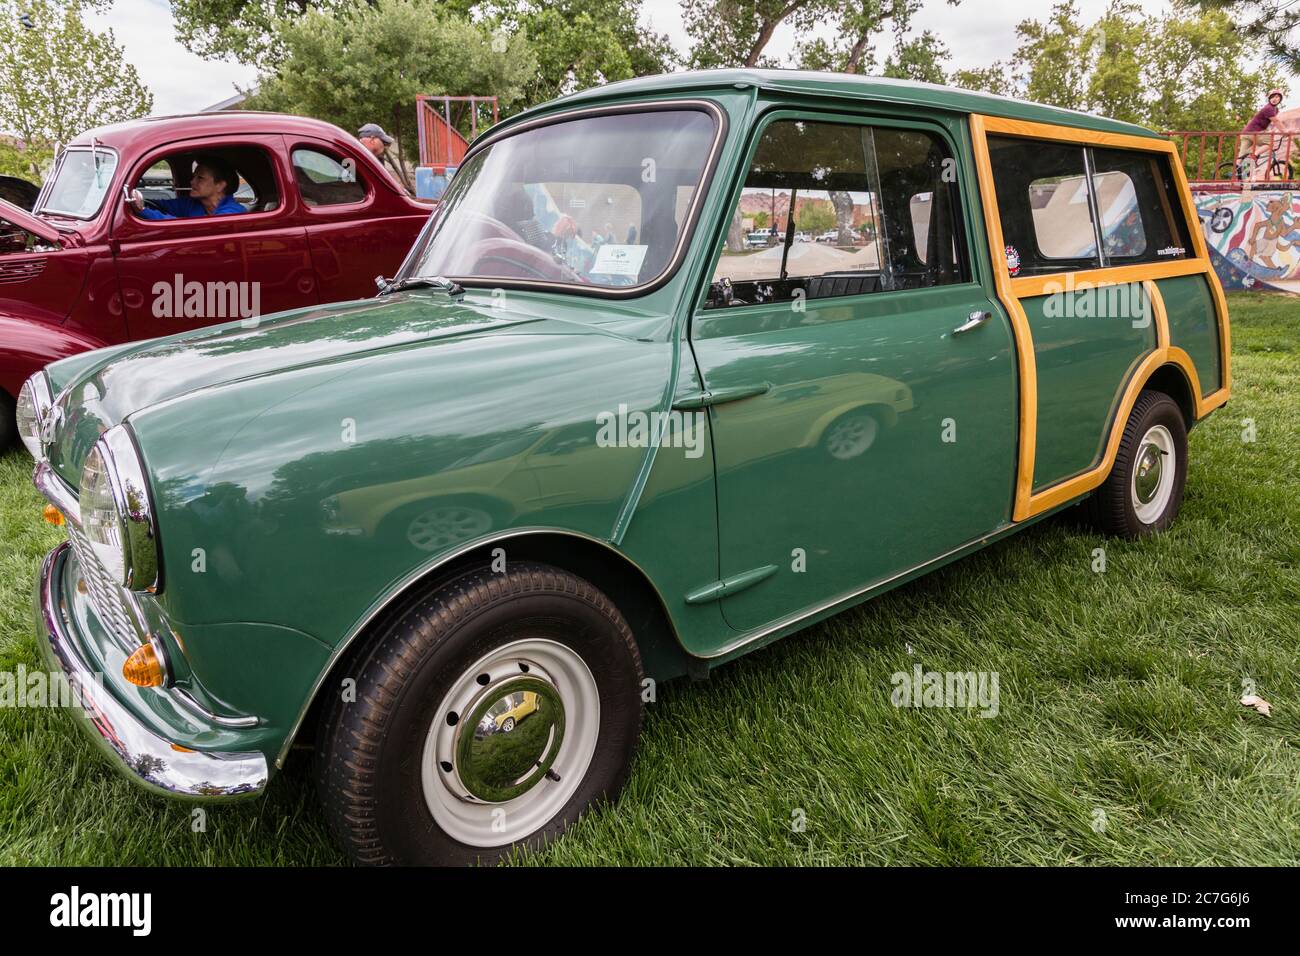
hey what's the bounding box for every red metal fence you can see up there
[1164,130,1297,185]
[416,95,499,171]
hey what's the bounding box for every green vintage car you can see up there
[22,70,1229,865]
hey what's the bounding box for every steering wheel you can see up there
[466,237,582,283]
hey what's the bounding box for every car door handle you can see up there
[953,310,991,335]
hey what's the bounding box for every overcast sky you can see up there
[91,0,1176,116]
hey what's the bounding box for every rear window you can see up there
[988,135,1193,276]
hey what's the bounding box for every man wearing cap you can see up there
[1236,89,1286,171]
[358,123,417,196]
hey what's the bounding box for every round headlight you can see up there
[79,425,160,591]
[81,443,129,583]
[14,373,51,458]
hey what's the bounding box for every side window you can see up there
[988,136,1097,275]
[130,147,279,219]
[873,127,966,286]
[292,148,366,207]
[137,160,176,203]
[1089,147,1192,263]
[988,135,1194,275]
[707,119,966,308]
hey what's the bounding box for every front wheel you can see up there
[316,562,644,865]
[0,391,15,452]
[1088,390,1188,537]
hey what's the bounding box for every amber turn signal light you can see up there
[42,504,64,526]
[122,643,166,688]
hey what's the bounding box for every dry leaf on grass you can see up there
[1240,694,1272,717]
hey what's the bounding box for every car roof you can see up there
[490,69,1160,142]
[67,111,359,152]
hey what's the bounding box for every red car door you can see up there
[111,135,317,340]
[286,136,429,304]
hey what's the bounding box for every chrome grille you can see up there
[66,524,140,653]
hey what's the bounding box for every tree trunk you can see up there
[844,33,871,74]
[829,190,856,243]
[726,208,746,252]
[744,19,779,67]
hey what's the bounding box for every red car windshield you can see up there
[39,148,119,220]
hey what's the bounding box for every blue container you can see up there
[416,165,459,200]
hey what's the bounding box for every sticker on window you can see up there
[591,244,648,277]
[1005,244,1021,277]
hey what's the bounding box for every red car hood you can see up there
[0,198,79,247]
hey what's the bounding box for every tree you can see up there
[246,0,535,171]
[0,0,152,179]
[795,199,836,233]
[796,0,957,78]
[883,30,950,83]
[169,0,356,66]
[684,0,828,69]
[1195,1,1300,73]
[486,0,677,104]
[172,0,674,108]
[950,64,1016,97]
[1006,1,1279,131]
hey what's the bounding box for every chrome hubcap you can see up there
[1133,443,1163,504]
[421,638,600,847]
[1129,424,1175,524]
[455,676,564,803]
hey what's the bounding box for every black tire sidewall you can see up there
[0,391,16,452]
[328,569,643,865]
[1107,392,1188,536]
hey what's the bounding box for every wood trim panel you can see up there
[968,114,1231,522]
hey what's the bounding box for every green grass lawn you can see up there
[1,291,1297,865]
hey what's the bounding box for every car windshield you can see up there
[407,108,718,292]
[40,148,118,219]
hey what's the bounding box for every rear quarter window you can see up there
[987,134,1193,275]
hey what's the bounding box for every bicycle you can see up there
[1218,136,1291,182]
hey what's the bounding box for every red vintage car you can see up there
[0,111,431,447]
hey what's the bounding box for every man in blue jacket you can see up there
[132,156,245,219]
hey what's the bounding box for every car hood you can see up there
[0,198,81,247]
[44,292,552,482]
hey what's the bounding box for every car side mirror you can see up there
[123,186,143,209]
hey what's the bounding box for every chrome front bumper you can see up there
[35,543,269,800]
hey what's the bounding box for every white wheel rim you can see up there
[420,638,600,848]
[1130,424,1175,524]
[826,413,879,460]
[405,505,492,552]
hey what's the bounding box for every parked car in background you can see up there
[0,112,431,449]
[27,70,1229,866]
[816,229,839,242]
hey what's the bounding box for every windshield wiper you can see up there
[375,275,465,297]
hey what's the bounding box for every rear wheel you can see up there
[316,562,644,865]
[1088,390,1188,537]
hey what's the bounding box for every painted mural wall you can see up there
[1196,189,1300,291]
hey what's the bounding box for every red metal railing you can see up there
[1164,130,1297,185]
[416,95,499,171]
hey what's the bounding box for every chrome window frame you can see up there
[36,145,122,221]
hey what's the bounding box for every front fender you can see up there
[0,315,106,397]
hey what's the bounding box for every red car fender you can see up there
[0,315,107,398]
